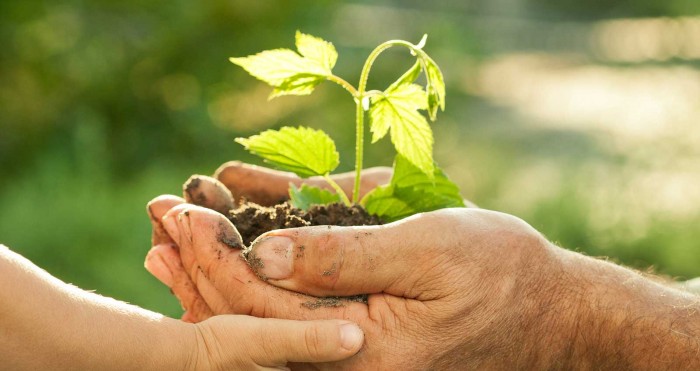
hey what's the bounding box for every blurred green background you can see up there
[2,0,700,317]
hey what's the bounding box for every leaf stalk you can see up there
[323,174,352,206]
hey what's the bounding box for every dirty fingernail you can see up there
[145,251,174,287]
[251,236,294,280]
[340,323,364,351]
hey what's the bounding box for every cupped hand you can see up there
[145,161,391,322]
[149,199,575,369]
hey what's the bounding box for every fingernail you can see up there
[251,236,294,280]
[339,323,364,351]
[146,250,174,287]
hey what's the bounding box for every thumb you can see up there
[199,316,364,367]
[246,209,461,298]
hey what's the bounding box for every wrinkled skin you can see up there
[146,162,571,369]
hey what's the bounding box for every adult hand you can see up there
[146,161,392,322]
[150,201,700,369]
[149,201,564,369]
[212,160,392,207]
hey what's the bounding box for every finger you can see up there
[183,175,235,215]
[314,166,392,200]
[147,195,185,245]
[214,161,299,206]
[147,197,213,321]
[247,210,468,298]
[145,243,214,322]
[169,204,370,321]
[224,317,364,365]
[161,204,221,283]
[214,161,392,205]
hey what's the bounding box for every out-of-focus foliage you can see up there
[1,0,700,317]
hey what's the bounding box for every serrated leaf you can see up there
[289,184,341,210]
[386,61,422,92]
[269,76,322,98]
[361,185,414,221]
[362,155,464,222]
[235,126,339,178]
[369,83,433,175]
[295,31,337,72]
[230,32,336,98]
[421,55,445,121]
[368,97,391,143]
[230,50,327,86]
[391,155,464,210]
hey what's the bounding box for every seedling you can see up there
[232,32,464,222]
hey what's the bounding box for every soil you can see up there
[226,201,382,309]
[228,201,383,246]
[302,294,369,310]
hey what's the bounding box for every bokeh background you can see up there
[2,0,700,317]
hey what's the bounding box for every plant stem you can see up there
[352,39,423,203]
[326,75,359,97]
[323,174,352,206]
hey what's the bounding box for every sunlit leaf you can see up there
[361,185,413,221]
[235,126,339,178]
[295,31,337,72]
[386,61,422,92]
[421,55,445,121]
[289,184,341,210]
[369,83,433,176]
[230,32,336,98]
[269,76,323,98]
[362,155,464,222]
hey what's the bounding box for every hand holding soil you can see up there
[146,161,392,322]
[148,189,567,369]
[147,162,700,370]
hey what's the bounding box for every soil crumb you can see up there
[302,295,369,309]
[229,201,383,246]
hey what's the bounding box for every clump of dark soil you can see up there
[226,201,381,308]
[228,201,383,246]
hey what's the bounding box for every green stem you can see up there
[352,40,424,203]
[326,75,359,97]
[323,174,352,206]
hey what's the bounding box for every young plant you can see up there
[232,32,464,222]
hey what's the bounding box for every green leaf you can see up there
[230,32,336,98]
[360,185,413,221]
[362,155,464,222]
[386,61,422,92]
[269,76,322,98]
[289,184,342,211]
[391,155,464,209]
[295,31,338,72]
[235,126,339,178]
[369,83,434,176]
[421,55,445,121]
